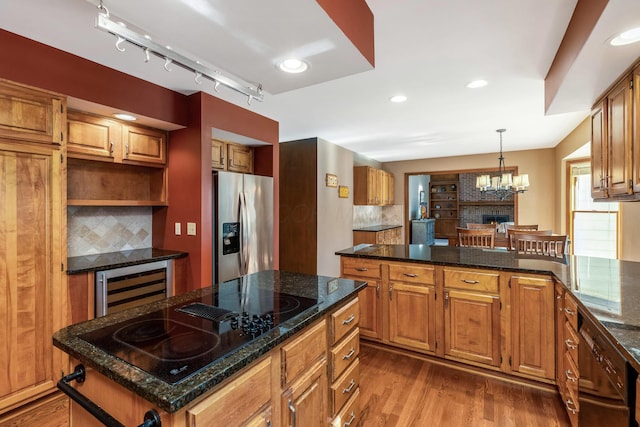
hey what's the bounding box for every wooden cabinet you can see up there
[0,139,67,414]
[0,79,65,145]
[281,319,328,427]
[606,77,633,197]
[509,275,555,380]
[0,393,69,427]
[634,66,640,194]
[211,138,254,173]
[353,226,402,245]
[66,111,168,206]
[353,166,395,206]
[388,263,437,353]
[186,356,272,426]
[443,267,500,367]
[67,111,166,166]
[429,176,459,238]
[558,291,580,426]
[591,99,608,199]
[341,258,382,341]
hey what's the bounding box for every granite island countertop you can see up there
[53,270,366,413]
[336,243,640,374]
[67,248,188,274]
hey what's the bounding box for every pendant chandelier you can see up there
[475,129,529,201]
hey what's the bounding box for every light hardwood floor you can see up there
[359,344,571,426]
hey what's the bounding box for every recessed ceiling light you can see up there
[390,95,407,103]
[610,27,640,46]
[467,79,488,89]
[278,58,309,74]
[113,113,137,121]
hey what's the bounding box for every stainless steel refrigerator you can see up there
[213,171,274,284]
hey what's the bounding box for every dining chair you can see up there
[507,229,551,250]
[466,223,497,230]
[504,224,539,231]
[512,233,568,257]
[457,227,495,248]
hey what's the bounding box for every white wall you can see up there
[316,138,354,276]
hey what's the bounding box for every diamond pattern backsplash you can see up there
[67,206,152,257]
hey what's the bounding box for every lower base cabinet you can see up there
[281,359,327,427]
[0,393,69,427]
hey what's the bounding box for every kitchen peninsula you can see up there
[53,270,365,426]
[337,244,640,426]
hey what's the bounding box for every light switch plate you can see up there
[187,222,196,236]
[175,222,181,235]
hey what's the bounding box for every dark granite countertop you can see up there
[53,270,366,413]
[352,224,402,232]
[67,248,188,274]
[336,244,640,374]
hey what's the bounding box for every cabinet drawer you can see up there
[563,351,579,410]
[331,328,360,382]
[444,268,499,293]
[389,263,435,285]
[331,387,360,427]
[331,358,360,417]
[564,293,578,330]
[187,356,271,426]
[342,258,382,279]
[564,320,579,363]
[281,320,327,386]
[331,298,360,345]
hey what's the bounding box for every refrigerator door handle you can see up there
[239,191,249,276]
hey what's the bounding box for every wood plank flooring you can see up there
[358,344,571,427]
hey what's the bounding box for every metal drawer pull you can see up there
[343,411,356,427]
[342,348,356,360]
[564,307,576,316]
[403,273,418,277]
[342,379,356,394]
[565,339,577,350]
[288,399,296,427]
[461,279,480,284]
[342,314,356,325]
[565,369,577,382]
[389,285,393,300]
[355,267,368,272]
[565,398,577,414]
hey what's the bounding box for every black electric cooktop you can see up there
[80,285,318,384]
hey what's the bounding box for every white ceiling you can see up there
[2,0,640,162]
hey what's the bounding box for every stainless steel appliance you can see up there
[80,274,318,384]
[96,260,172,317]
[578,311,637,426]
[213,171,274,283]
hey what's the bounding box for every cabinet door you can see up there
[0,80,64,145]
[444,289,500,367]
[67,111,118,160]
[228,143,254,173]
[510,276,555,380]
[389,282,436,352]
[606,77,633,197]
[0,142,65,412]
[367,167,378,204]
[211,138,226,170]
[388,174,395,205]
[555,284,567,397]
[357,282,382,341]
[633,66,640,194]
[122,124,166,165]
[282,360,327,427]
[591,100,608,199]
[378,170,389,205]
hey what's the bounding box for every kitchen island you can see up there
[53,270,366,426]
[337,243,640,427]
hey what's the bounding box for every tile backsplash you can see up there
[67,206,152,257]
[353,205,404,229]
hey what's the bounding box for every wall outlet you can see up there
[327,278,339,294]
[174,222,181,235]
[187,222,197,236]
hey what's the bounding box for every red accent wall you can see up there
[316,0,375,67]
[0,29,189,125]
[153,92,279,288]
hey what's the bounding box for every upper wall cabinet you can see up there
[353,166,395,206]
[212,138,254,174]
[0,79,65,145]
[591,62,638,200]
[67,111,167,167]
